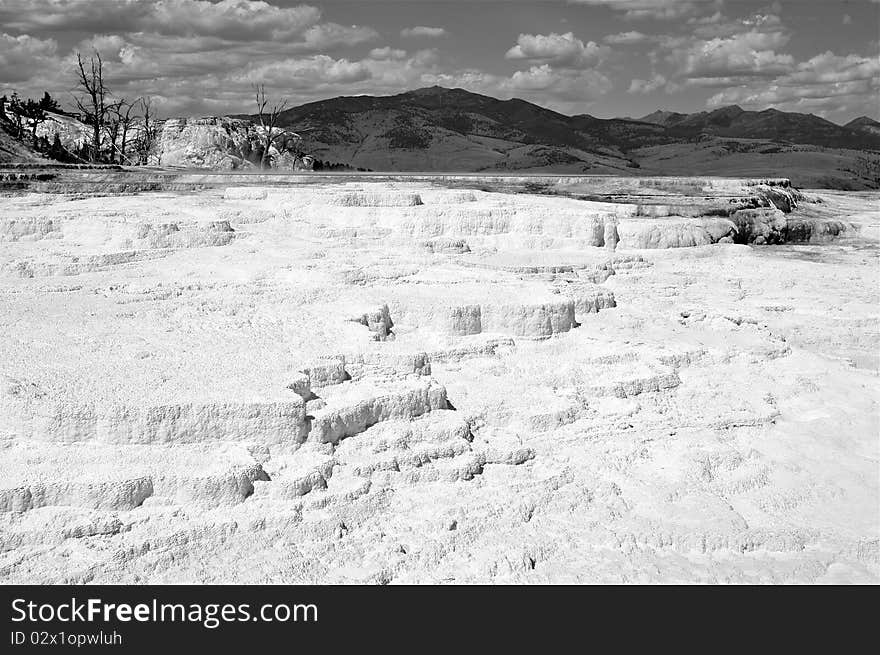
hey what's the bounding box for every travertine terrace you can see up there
[0,171,877,583]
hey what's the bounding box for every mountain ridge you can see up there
[243,86,879,156]
[231,86,879,187]
[255,86,879,148]
[637,104,873,149]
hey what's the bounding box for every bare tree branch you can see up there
[73,51,119,162]
[108,99,139,164]
[253,84,292,169]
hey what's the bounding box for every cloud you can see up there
[706,51,880,117]
[505,32,609,67]
[301,23,379,50]
[668,21,795,80]
[144,0,323,40]
[603,31,650,45]
[0,33,59,84]
[76,34,128,56]
[0,1,325,41]
[237,55,372,89]
[0,0,149,33]
[688,10,782,39]
[401,26,447,39]
[628,73,667,94]
[503,64,612,101]
[569,0,722,20]
[369,47,407,61]
[786,51,880,86]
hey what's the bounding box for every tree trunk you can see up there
[92,122,100,162]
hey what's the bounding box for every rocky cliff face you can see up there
[35,112,91,152]
[151,116,314,171]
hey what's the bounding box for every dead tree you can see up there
[73,52,120,162]
[135,96,158,165]
[106,111,120,163]
[109,99,139,164]
[253,84,290,169]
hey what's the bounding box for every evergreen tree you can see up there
[38,91,59,113]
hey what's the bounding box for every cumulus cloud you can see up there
[706,50,880,117]
[787,51,880,86]
[401,26,447,38]
[503,64,612,101]
[506,32,608,67]
[682,31,795,79]
[628,73,667,94]
[659,12,796,82]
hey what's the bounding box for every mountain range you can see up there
[639,105,879,149]
[245,86,880,188]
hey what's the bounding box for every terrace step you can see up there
[0,443,268,512]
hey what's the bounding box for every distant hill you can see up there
[638,110,689,127]
[845,116,880,137]
[640,105,878,149]
[250,86,667,173]
[234,87,880,185]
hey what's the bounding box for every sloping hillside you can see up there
[239,87,880,184]
[633,137,880,190]
[0,122,42,163]
[639,110,689,127]
[263,86,661,173]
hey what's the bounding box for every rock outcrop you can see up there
[34,111,91,153]
[151,117,314,171]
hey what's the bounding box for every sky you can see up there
[0,0,878,123]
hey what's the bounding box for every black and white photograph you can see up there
[0,0,878,644]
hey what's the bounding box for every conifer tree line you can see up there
[1,51,157,164]
[2,51,309,168]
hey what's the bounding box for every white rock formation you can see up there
[0,177,876,584]
[152,117,314,171]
